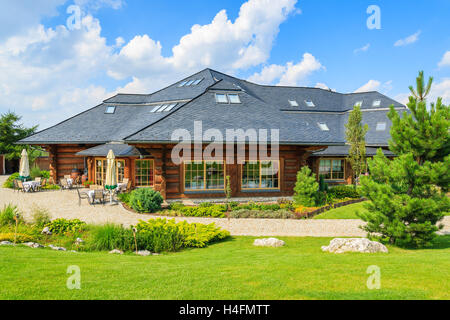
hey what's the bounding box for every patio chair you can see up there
[13,180,21,192]
[34,177,42,191]
[16,180,25,193]
[76,188,90,206]
[60,178,71,191]
[92,189,106,205]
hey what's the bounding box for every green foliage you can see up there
[225,175,232,201]
[318,175,328,192]
[45,218,86,234]
[0,111,38,162]
[31,206,51,228]
[0,204,23,227]
[174,220,230,248]
[3,173,20,188]
[0,233,33,243]
[228,209,295,219]
[328,185,360,199]
[30,166,42,180]
[129,188,163,213]
[345,105,369,183]
[293,166,319,207]
[41,184,60,190]
[234,202,281,211]
[169,202,186,211]
[173,205,227,218]
[89,224,134,252]
[117,192,132,206]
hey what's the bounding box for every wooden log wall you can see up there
[45,144,94,182]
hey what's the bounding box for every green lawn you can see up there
[1,236,449,300]
[314,202,368,219]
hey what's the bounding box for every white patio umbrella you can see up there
[19,149,30,181]
[105,149,118,204]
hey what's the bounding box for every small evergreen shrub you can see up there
[176,205,227,218]
[293,166,319,207]
[129,188,163,213]
[30,166,42,180]
[328,185,360,199]
[118,192,132,206]
[45,218,86,234]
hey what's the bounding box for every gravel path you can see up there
[1,175,449,237]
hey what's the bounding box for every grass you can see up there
[1,236,449,300]
[314,202,368,219]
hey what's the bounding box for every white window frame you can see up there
[373,100,381,107]
[105,106,116,114]
[376,122,387,131]
[305,100,315,107]
[289,100,299,107]
[228,94,241,104]
[318,122,330,131]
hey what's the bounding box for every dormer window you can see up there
[105,106,116,114]
[318,123,330,131]
[215,94,228,103]
[228,94,241,104]
[178,81,188,87]
[165,103,178,111]
[355,101,363,107]
[289,100,299,107]
[185,80,195,86]
[151,105,162,112]
[305,100,315,107]
[376,122,387,131]
[373,100,381,107]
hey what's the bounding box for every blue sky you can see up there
[0,0,449,129]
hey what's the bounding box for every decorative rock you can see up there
[321,238,388,254]
[41,227,52,235]
[48,244,67,251]
[109,249,124,255]
[23,242,44,249]
[136,250,151,256]
[253,238,285,247]
[75,238,84,245]
[0,241,13,246]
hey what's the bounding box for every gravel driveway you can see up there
[1,175,448,237]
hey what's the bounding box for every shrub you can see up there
[199,202,213,208]
[175,221,230,248]
[118,192,132,206]
[45,218,86,234]
[89,224,134,251]
[40,171,50,179]
[169,202,185,211]
[328,185,360,199]
[31,206,51,228]
[136,219,184,252]
[228,209,295,219]
[3,173,20,189]
[0,204,23,227]
[83,181,94,188]
[318,175,329,192]
[0,233,33,243]
[176,205,227,218]
[30,166,42,180]
[293,166,319,207]
[129,188,163,213]
[42,184,60,190]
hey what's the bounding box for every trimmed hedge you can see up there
[129,188,163,213]
[328,185,361,199]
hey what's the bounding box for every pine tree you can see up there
[293,166,319,207]
[345,105,369,184]
[358,71,450,248]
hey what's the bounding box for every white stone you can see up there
[253,238,285,247]
[321,238,388,254]
[75,238,84,245]
[109,249,124,255]
[41,227,52,235]
[136,250,151,256]
[23,242,44,248]
[48,244,66,251]
[0,241,13,246]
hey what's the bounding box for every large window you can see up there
[242,161,280,190]
[184,161,225,191]
[135,159,155,187]
[95,159,126,186]
[319,159,345,180]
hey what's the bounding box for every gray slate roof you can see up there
[75,143,142,157]
[20,68,406,147]
[312,146,395,157]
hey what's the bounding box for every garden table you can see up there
[22,181,41,192]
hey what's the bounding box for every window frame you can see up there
[134,159,155,187]
[373,100,381,107]
[183,160,226,192]
[376,122,387,131]
[319,158,346,181]
[304,100,315,107]
[215,93,229,104]
[105,106,116,114]
[94,158,126,186]
[289,100,299,107]
[241,160,280,191]
[318,122,330,131]
[228,94,241,104]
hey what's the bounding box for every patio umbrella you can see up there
[19,149,31,181]
[105,149,118,204]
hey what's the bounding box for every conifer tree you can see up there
[345,105,369,184]
[358,71,450,248]
[293,166,319,207]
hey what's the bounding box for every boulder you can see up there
[0,241,13,246]
[322,238,388,254]
[253,238,285,247]
[109,249,124,255]
[41,227,52,235]
[48,244,66,251]
[136,250,151,256]
[23,242,44,249]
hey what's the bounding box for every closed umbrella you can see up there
[19,149,30,181]
[105,149,118,204]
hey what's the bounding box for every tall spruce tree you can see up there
[358,72,450,248]
[345,105,369,185]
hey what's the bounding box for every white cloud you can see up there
[394,30,421,47]
[354,43,370,54]
[394,93,410,105]
[354,80,381,93]
[438,51,450,68]
[74,0,124,11]
[315,83,329,90]
[429,78,450,105]
[248,53,324,86]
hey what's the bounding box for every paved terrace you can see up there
[1,176,448,237]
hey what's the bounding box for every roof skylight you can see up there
[105,106,116,114]
[179,78,204,87]
[305,100,315,107]
[318,123,330,131]
[289,100,299,107]
[151,105,162,112]
[373,100,381,107]
[215,94,229,104]
[178,81,188,87]
[192,78,203,85]
[376,122,387,131]
[165,103,178,111]
[228,94,241,104]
